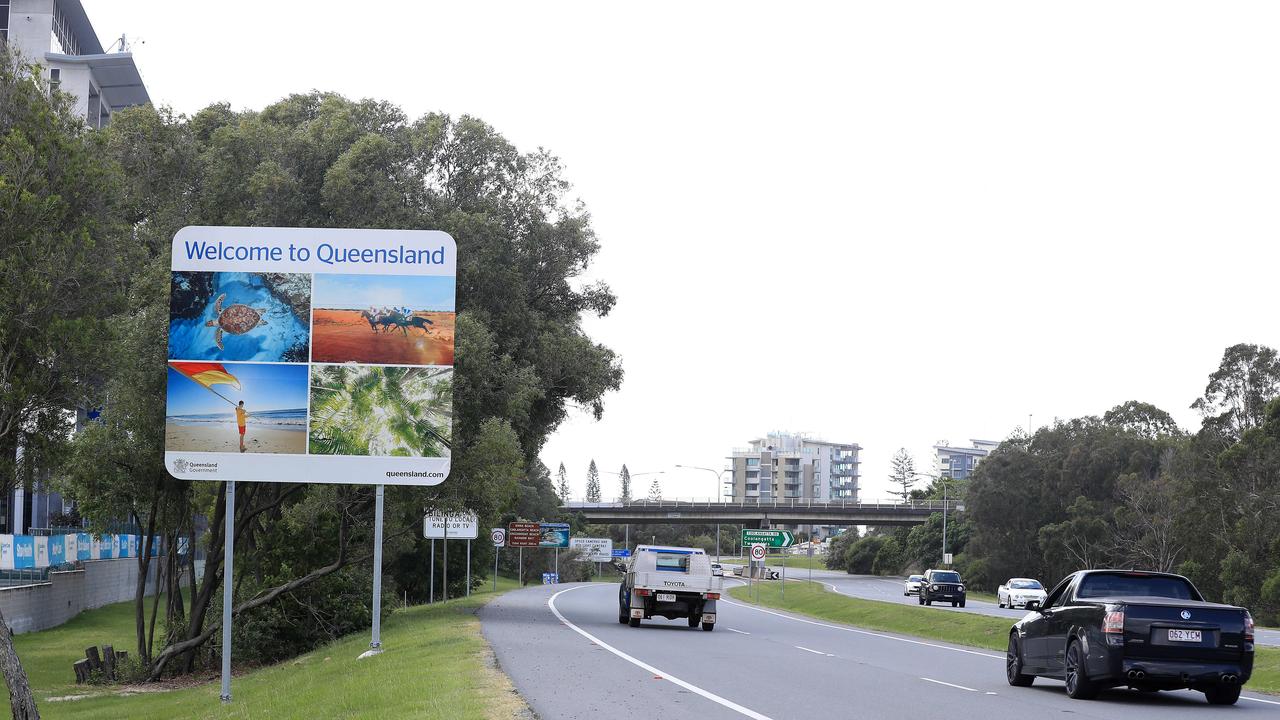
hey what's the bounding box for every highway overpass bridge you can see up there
[561,498,954,528]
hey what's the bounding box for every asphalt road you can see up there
[480,581,1280,720]
[729,564,1280,647]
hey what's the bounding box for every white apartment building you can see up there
[727,432,861,502]
[934,439,1000,480]
[2,0,149,128]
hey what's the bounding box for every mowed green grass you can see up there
[10,578,525,719]
[729,579,1280,695]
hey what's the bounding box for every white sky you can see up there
[85,1,1280,501]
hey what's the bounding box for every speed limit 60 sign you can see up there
[750,543,766,561]
[490,528,506,547]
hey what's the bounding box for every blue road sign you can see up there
[611,549,632,558]
[542,572,559,585]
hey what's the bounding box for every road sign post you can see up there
[491,528,506,592]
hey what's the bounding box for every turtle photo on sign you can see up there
[169,271,312,362]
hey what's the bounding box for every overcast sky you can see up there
[85,1,1280,500]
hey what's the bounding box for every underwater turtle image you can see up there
[204,293,268,350]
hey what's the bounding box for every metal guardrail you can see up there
[563,497,956,511]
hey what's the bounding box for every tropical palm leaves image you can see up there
[308,365,452,457]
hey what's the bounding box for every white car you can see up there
[710,563,724,577]
[997,577,1047,608]
[903,574,925,596]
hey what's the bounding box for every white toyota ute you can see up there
[617,545,723,631]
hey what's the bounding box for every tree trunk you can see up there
[134,494,158,664]
[0,607,39,719]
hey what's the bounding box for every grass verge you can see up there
[12,577,524,719]
[729,579,1279,695]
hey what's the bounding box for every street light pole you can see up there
[676,464,730,563]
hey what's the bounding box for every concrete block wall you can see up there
[0,557,160,634]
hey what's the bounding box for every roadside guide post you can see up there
[363,484,385,657]
[430,540,435,603]
[219,480,234,703]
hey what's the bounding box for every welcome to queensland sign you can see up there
[164,226,456,486]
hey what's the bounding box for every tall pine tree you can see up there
[619,464,632,502]
[888,448,917,501]
[647,477,663,502]
[585,460,601,502]
[557,462,571,501]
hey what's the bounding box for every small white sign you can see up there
[490,528,506,547]
[423,511,478,539]
[570,537,613,562]
[943,552,954,564]
[750,543,767,561]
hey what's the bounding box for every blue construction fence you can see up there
[0,533,163,570]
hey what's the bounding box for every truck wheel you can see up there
[1204,685,1241,705]
[951,601,958,607]
[628,617,641,628]
[1064,640,1099,700]
[1006,635,1035,687]
[618,605,628,624]
[701,621,714,631]
[687,614,701,628]
[925,600,932,606]
[959,600,966,608]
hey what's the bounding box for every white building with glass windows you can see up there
[1,0,149,128]
[727,432,861,502]
[933,439,1000,480]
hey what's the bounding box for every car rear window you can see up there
[1010,580,1042,590]
[654,553,690,572]
[931,572,961,583]
[909,575,924,581]
[1076,573,1198,600]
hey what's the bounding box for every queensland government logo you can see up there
[173,458,219,475]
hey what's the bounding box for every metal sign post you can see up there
[219,480,235,703]
[781,550,786,601]
[466,539,471,597]
[430,539,435,603]
[491,528,505,592]
[443,520,449,602]
[360,484,385,658]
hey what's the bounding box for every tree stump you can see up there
[84,646,102,673]
[72,658,89,684]
[102,645,116,682]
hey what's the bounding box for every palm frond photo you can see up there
[307,365,452,457]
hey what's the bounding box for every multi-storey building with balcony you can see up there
[727,432,861,502]
[2,0,150,128]
[933,439,1000,480]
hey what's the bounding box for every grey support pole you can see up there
[781,551,786,601]
[430,539,435,603]
[368,484,384,655]
[493,545,499,592]
[466,539,471,597]
[220,480,235,704]
[554,547,559,582]
[443,521,449,602]
[518,546,523,585]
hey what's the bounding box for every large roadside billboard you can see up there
[164,226,455,485]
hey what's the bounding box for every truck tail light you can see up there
[705,592,720,600]
[1103,609,1125,634]
[634,588,652,597]
[1244,611,1255,642]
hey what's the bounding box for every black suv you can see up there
[919,569,966,607]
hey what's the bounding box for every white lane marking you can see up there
[727,627,751,635]
[548,586,775,720]
[921,677,978,692]
[1243,696,1280,706]
[721,595,1002,660]
[794,646,833,656]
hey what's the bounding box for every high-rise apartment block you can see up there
[727,432,860,502]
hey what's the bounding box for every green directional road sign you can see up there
[741,529,795,548]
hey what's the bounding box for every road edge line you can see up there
[548,585,775,720]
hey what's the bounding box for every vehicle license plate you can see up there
[657,593,676,602]
[1168,629,1202,643]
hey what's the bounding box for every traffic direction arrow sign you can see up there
[741,529,795,548]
